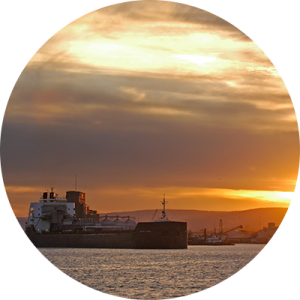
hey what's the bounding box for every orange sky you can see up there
[1,1,298,216]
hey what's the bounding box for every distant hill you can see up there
[17,207,288,232]
[102,207,288,231]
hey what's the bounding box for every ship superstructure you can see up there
[27,188,74,233]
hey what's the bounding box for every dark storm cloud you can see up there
[2,67,298,194]
[2,112,298,192]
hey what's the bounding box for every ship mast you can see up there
[161,194,167,220]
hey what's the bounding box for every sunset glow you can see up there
[1,1,298,216]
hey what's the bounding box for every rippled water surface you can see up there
[40,244,264,299]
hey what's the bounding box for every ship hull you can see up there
[26,221,187,249]
[188,239,235,246]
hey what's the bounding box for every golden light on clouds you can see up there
[84,186,293,213]
[2,1,298,216]
[218,189,292,203]
[173,54,217,66]
[29,13,269,79]
[167,187,293,204]
[5,186,41,193]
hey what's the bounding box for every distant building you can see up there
[252,222,278,244]
[66,191,99,222]
[227,230,252,243]
[225,222,278,244]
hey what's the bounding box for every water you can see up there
[40,244,264,299]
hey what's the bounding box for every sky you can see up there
[1,0,299,216]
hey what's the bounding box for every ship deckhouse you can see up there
[26,188,74,233]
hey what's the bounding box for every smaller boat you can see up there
[189,236,235,246]
[188,229,235,246]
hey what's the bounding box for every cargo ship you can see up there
[25,189,187,249]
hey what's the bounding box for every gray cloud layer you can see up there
[2,67,298,192]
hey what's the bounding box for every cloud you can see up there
[5,67,296,133]
[27,1,257,77]
[1,1,298,216]
[89,1,252,41]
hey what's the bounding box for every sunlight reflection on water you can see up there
[40,244,264,299]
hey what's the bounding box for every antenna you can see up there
[161,194,167,220]
[214,219,216,235]
[75,174,77,191]
[219,219,223,233]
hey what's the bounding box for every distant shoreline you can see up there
[17,206,288,232]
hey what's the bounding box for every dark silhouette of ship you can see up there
[25,189,187,249]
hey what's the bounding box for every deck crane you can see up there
[217,225,243,236]
[151,209,158,222]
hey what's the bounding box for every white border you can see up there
[1,1,299,299]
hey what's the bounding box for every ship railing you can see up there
[39,198,68,202]
[99,215,136,221]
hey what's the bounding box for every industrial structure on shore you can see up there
[188,219,278,245]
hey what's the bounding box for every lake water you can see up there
[40,244,264,299]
